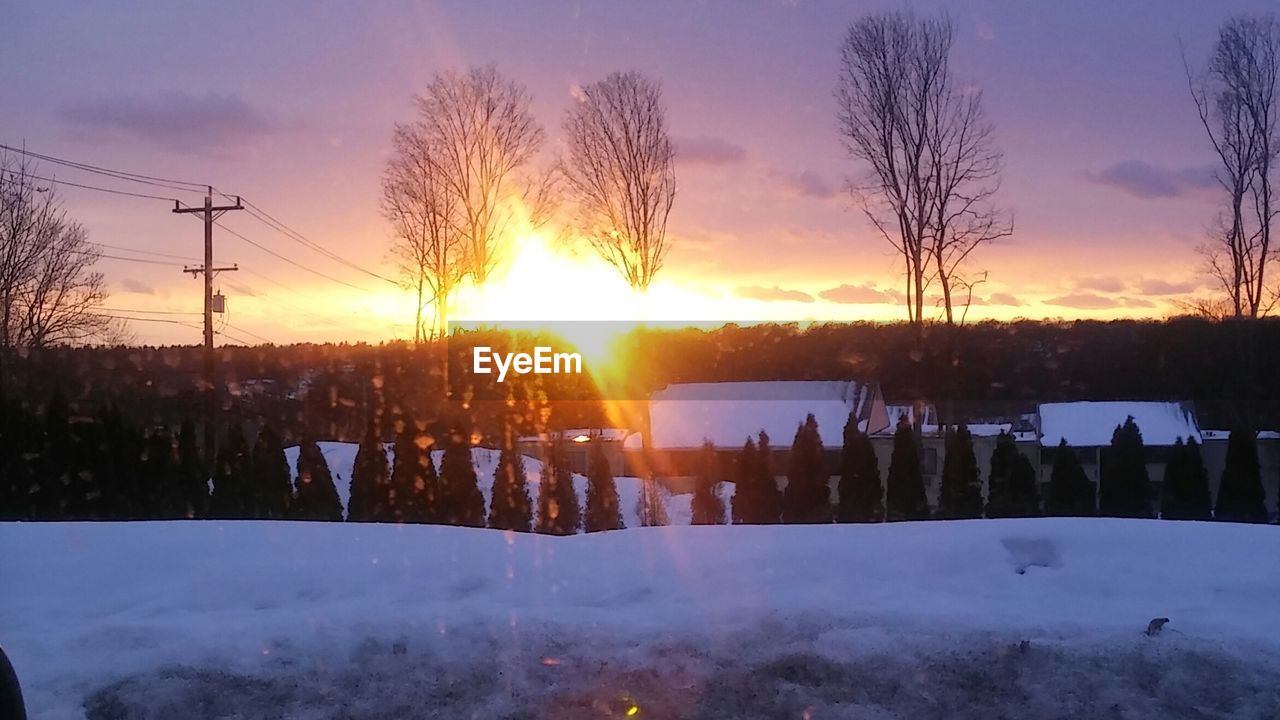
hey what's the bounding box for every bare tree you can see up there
[1184,15,1280,318]
[562,71,676,291]
[0,153,110,349]
[837,12,1010,325]
[382,124,463,343]
[410,67,547,287]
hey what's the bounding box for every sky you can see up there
[2,0,1275,345]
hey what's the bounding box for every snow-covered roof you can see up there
[1038,401,1202,447]
[1202,429,1280,442]
[648,380,874,449]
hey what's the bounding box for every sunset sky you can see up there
[3,0,1275,345]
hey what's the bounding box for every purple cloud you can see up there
[673,136,746,166]
[818,283,901,304]
[1138,278,1198,295]
[986,292,1022,306]
[1045,293,1119,310]
[60,91,274,154]
[1090,160,1217,199]
[773,169,840,200]
[119,278,155,295]
[1074,276,1126,293]
[735,285,815,303]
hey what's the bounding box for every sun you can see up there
[451,231,707,324]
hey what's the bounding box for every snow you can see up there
[282,441,713,528]
[648,381,875,449]
[1038,401,1203,447]
[3,519,1279,718]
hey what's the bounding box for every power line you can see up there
[3,171,178,202]
[223,322,273,345]
[98,307,201,316]
[4,144,387,298]
[211,219,374,293]
[86,251,185,267]
[215,327,257,346]
[90,241,202,263]
[0,143,208,193]
[90,312,203,330]
[223,193,398,286]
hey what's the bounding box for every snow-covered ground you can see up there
[283,441,722,527]
[3,519,1279,718]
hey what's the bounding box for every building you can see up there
[1035,401,1202,503]
[869,412,1040,510]
[1200,430,1280,517]
[624,380,888,490]
[517,428,634,477]
[627,383,1278,517]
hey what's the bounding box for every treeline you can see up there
[0,392,630,534]
[2,319,1278,445]
[711,413,1274,525]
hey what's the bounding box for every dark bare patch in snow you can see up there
[82,621,1280,720]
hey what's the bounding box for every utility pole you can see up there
[174,189,242,464]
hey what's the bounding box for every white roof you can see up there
[1203,429,1280,441]
[1038,401,1202,447]
[648,381,871,449]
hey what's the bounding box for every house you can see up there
[1035,401,1202,501]
[517,428,634,477]
[625,380,889,490]
[1199,429,1280,517]
[869,407,1039,509]
[627,382,1276,517]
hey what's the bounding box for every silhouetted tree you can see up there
[585,439,624,532]
[251,425,292,519]
[177,418,208,518]
[1044,440,1096,516]
[731,437,758,524]
[836,416,883,522]
[729,432,783,524]
[348,418,391,522]
[0,390,30,519]
[536,439,580,535]
[782,414,830,523]
[1160,438,1212,521]
[886,419,929,520]
[140,428,184,518]
[1215,429,1268,522]
[33,391,72,519]
[986,431,1041,518]
[439,426,485,527]
[562,70,677,291]
[390,427,435,523]
[937,425,982,519]
[691,441,726,525]
[489,425,532,532]
[1099,416,1152,518]
[210,425,252,519]
[837,12,1011,324]
[95,404,141,519]
[293,436,343,521]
